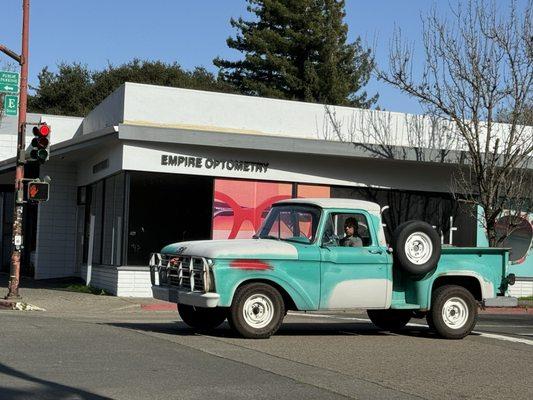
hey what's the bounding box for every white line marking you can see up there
[287,312,533,346]
[474,332,533,346]
[477,325,533,328]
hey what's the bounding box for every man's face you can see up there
[344,224,355,237]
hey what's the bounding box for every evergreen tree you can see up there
[214,0,377,107]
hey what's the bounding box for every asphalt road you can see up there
[0,310,532,400]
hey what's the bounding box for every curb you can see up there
[140,302,177,311]
[481,307,532,315]
[0,300,15,310]
[0,300,46,311]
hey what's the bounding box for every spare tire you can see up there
[392,220,441,275]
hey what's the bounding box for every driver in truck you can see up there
[340,217,363,247]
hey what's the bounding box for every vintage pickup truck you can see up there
[149,198,517,339]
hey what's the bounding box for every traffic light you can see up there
[27,181,50,202]
[30,123,51,163]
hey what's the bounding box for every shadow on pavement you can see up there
[0,362,110,400]
[105,320,454,340]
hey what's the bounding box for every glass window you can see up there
[297,184,330,198]
[331,186,476,247]
[257,204,321,244]
[126,172,214,265]
[212,179,292,239]
[322,213,372,247]
[90,181,103,264]
[101,174,125,265]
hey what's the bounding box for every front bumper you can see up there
[152,285,220,308]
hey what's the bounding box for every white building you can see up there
[0,83,531,296]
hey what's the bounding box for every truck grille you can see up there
[158,254,209,292]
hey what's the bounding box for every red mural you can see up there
[212,180,331,240]
[212,180,292,239]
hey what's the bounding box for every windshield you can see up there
[256,204,322,244]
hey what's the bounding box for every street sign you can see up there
[3,95,19,116]
[0,70,20,94]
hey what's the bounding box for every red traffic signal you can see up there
[33,124,50,137]
[30,123,51,163]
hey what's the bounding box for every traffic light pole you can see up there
[1,0,30,299]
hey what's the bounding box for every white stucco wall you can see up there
[34,161,78,279]
[121,83,422,146]
[81,84,125,135]
[0,113,82,163]
[121,141,455,193]
[119,82,528,153]
[76,143,124,186]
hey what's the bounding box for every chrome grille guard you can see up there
[149,253,212,292]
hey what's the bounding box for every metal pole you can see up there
[6,0,30,299]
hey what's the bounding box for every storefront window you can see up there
[297,184,330,198]
[90,181,104,264]
[212,179,292,239]
[126,172,213,265]
[102,174,125,265]
[331,186,476,247]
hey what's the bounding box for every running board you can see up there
[390,302,421,310]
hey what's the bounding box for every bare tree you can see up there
[376,0,533,246]
[322,104,459,163]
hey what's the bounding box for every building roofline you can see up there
[117,122,472,167]
[0,125,118,172]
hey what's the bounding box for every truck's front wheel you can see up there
[430,285,477,339]
[178,305,227,330]
[229,283,285,339]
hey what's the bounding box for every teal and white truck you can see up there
[149,198,517,339]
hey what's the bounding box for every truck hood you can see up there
[161,239,299,260]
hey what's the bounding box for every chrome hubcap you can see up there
[405,232,433,265]
[442,297,469,329]
[243,294,274,329]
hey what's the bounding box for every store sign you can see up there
[161,154,269,173]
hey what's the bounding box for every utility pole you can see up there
[0,0,30,299]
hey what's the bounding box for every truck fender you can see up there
[228,274,317,310]
[426,271,494,308]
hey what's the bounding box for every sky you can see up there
[0,0,527,114]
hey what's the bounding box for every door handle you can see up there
[368,249,383,255]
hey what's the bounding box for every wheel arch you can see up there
[430,274,484,308]
[234,279,299,311]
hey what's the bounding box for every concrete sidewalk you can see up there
[0,273,175,314]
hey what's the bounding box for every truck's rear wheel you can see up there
[229,282,285,339]
[430,285,477,339]
[178,304,227,330]
[367,309,412,331]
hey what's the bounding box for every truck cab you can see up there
[150,198,517,339]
